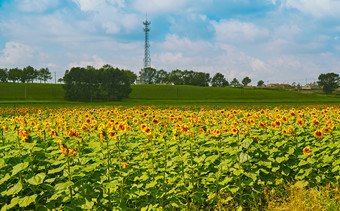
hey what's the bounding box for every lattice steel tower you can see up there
[143,17,151,68]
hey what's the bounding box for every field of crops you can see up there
[0,104,340,210]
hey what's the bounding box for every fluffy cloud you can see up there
[0,42,35,67]
[211,19,270,44]
[132,0,190,13]
[284,0,340,17]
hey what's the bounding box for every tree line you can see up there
[139,67,257,87]
[62,65,136,102]
[0,66,52,83]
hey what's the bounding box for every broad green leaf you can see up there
[323,155,333,163]
[0,173,11,185]
[54,181,73,191]
[0,158,6,170]
[276,157,285,163]
[2,197,19,211]
[18,194,37,207]
[48,165,64,174]
[6,181,23,196]
[145,180,157,189]
[230,187,240,194]
[239,152,250,163]
[27,173,46,185]
[12,162,29,176]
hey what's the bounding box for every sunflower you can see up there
[322,127,332,134]
[297,119,304,126]
[314,129,323,139]
[144,127,152,136]
[231,127,238,135]
[282,129,288,134]
[274,119,282,128]
[258,121,266,129]
[303,146,311,156]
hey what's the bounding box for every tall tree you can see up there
[22,66,38,83]
[63,65,134,102]
[230,78,240,87]
[211,73,228,87]
[242,76,251,86]
[257,80,265,87]
[37,68,52,83]
[317,72,340,94]
[139,67,156,84]
[169,69,184,85]
[8,68,22,83]
[191,72,210,86]
[0,68,8,82]
[155,69,169,84]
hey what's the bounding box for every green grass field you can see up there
[0,83,339,105]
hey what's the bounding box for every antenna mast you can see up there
[143,15,151,68]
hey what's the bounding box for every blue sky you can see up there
[0,0,339,84]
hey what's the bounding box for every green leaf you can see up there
[12,162,29,176]
[0,158,6,170]
[6,181,23,196]
[239,152,250,163]
[230,187,240,194]
[146,180,157,189]
[27,173,46,185]
[2,197,20,211]
[48,165,64,174]
[0,173,11,185]
[54,181,73,192]
[323,155,334,163]
[276,157,285,163]
[18,194,38,207]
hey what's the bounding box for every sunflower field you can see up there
[0,105,340,210]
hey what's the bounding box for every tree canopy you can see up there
[62,65,136,102]
[242,76,251,86]
[211,72,228,87]
[317,72,340,94]
[230,78,240,87]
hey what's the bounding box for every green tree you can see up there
[191,72,210,86]
[0,68,8,82]
[169,69,184,85]
[242,76,251,86]
[37,68,52,83]
[139,67,156,84]
[63,65,134,102]
[8,68,22,83]
[155,69,169,84]
[317,72,340,94]
[211,72,228,87]
[257,80,265,87]
[230,78,240,87]
[22,66,38,83]
[123,70,137,85]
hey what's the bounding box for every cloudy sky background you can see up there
[0,0,339,85]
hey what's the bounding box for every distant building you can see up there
[266,83,292,89]
[302,84,319,90]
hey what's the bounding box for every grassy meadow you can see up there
[0,82,339,105]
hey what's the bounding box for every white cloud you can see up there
[284,0,340,17]
[211,19,270,44]
[132,0,190,13]
[67,55,107,69]
[15,0,59,12]
[72,0,106,11]
[0,42,35,67]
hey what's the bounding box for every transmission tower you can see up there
[143,17,151,68]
